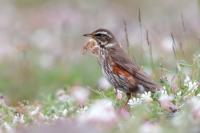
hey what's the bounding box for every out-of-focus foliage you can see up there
[0,0,199,132]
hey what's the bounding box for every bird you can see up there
[83,28,177,112]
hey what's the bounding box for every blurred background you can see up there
[0,0,199,104]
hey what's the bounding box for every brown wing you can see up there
[109,45,161,92]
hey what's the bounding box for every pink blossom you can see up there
[159,91,177,112]
[56,89,70,102]
[78,99,118,125]
[71,86,90,106]
[188,97,200,120]
[118,107,130,119]
[116,90,123,100]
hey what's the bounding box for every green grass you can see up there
[0,56,101,104]
[0,46,199,132]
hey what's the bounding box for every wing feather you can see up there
[109,45,161,92]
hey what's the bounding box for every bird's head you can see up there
[83,28,117,48]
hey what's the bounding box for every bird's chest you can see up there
[99,50,113,80]
[99,50,129,90]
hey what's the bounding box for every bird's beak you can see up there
[83,33,93,37]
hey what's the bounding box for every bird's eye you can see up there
[95,33,103,37]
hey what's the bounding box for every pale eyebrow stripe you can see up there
[95,31,112,38]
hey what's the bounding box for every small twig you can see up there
[138,8,144,61]
[159,61,165,84]
[171,33,182,86]
[138,8,143,43]
[146,30,150,47]
[123,20,130,55]
[179,41,185,58]
[138,8,142,29]
[123,20,136,61]
[181,13,186,32]
[170,33,177,62]
[146,30,154,69]
[180,13,186,59]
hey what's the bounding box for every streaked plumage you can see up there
[83,28,177,112]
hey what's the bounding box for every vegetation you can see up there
[0,0,199,132]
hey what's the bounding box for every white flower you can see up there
[29,106,40,116]
[71,86,90,106]
[184,76,191,85]
[78,99,117,124]
[189,81,198,91]
[140,91,153,103]
[159,89,173,101]
[160,88,168,95]
[159,94,174,102]
[62,109,68,116]
[98,76,112,90]
[159,87,174,101]
[56,89,70,102]
[128,97,142,106]
[158,88,177,112]
[184,76,198,92]
[176,91,182,96]
[116,90,123,100]
[76,106,88,114]
[13,114,25,124]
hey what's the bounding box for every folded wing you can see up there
[109,45,162,92]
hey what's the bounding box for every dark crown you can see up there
[92,28,116,44]
[93,29,114,38]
